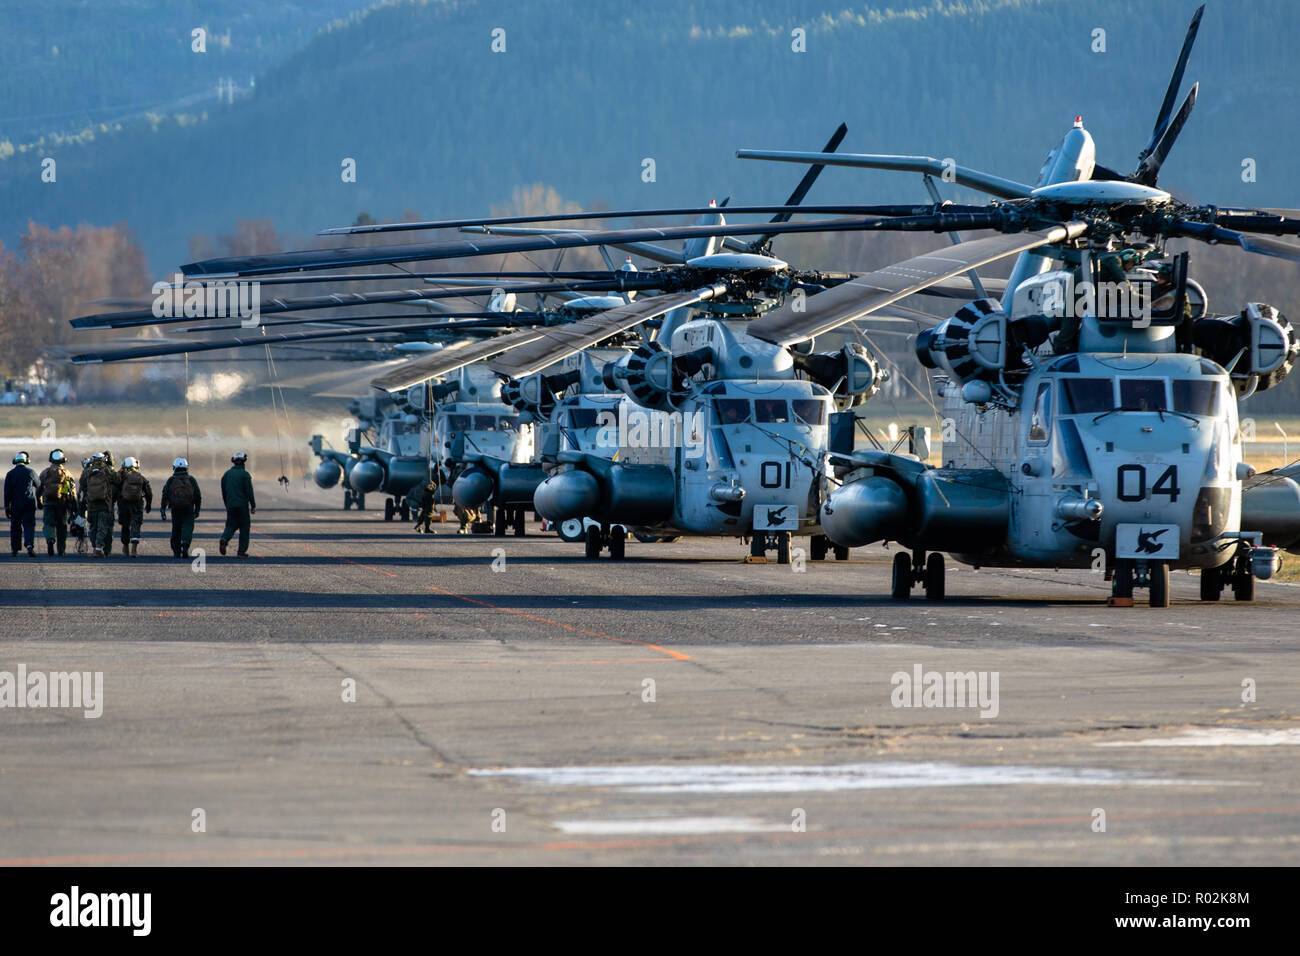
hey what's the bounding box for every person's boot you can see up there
[218,538,227,556]
[93,547,104,558]
[26,546,34,557]
[46,541,54,556]
[131,541,139,557]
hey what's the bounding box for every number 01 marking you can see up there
[1117,464,1179,502]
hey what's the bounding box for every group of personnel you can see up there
[4,450,258,559]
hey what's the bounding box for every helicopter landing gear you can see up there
[891,550,943,601]
[891,552,912,600]
[1231,546,1255,602]
[834,545,850,561]
[584,527,602,559]
[494,508,507,537]
[810,534,829,561]
[747,531,792,563]
[384,498,395,521]
[1149,561,1170,609]
[344,490,363,511]
[1199,564,1224,601]
[924,552,945,601]
[513,508,526,537]
[1110,559,1170,607]
[400,501,411,522]
[583,524,625,558]
[607,525,626,560]
[557,518,585,543]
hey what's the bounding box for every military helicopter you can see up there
[308,389,428,514]
[726,3,1300,606]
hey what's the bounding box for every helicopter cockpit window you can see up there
[567,408,600,430]
[1061,378,1113,413]
[1119,378,1168,412]
[1028,382,1052,444]
[1172,379,1219,416]
[792,399,826,426]
[498,416,519,431]
[474,415,497,430]
[448,414,471,431]
[714,399,751,424]
[754,399,790,423]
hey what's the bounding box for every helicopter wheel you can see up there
[401,501,411,522]
[1112,560,1135,600]
[776,531,791,565]
[1149,561,1170,609]
[384,499,395,522]
[891,551,913,601]
[1232,558,1255,602]
[750,534,766,558]
[513,508,526,537]
[924,552,945,601]
[493,507,507,537]
[607,526,626,560]
[809,534,829,561]
[557,518,585,543]
[1199,565,1223,601]
[584,527,603,559]
[355,493,365,511]
[343,491,353,511]
[834,545,850,561]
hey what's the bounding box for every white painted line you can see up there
[471,761,1217,793]
[1096,728,1300,747]
[553,817,787,835]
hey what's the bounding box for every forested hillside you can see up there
[4,0,1299,273]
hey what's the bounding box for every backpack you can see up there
[168,475,195,510]
[121,469,145,503]
[43,464,67,500]
[85,467,110,504]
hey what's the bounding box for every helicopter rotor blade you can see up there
[746,123,848,250]
[747,223,1087,347]
[488,285,728,379]
[1139,4,1205,171]
[317,201,925,237]
[72,278,649,330]
[370,330,552,393]
[70,316,553,365]
[183,211,998,279]
[1134,83,1197,187]
[735,149,1034,200]
[1172,220,1300,263]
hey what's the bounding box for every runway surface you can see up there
[2,488,1298,865]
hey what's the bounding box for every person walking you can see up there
[100,450,120,555]
[116,457,153,557]
[4,452,39,557]
[218,452,256,557]
[37,449,75,556]
[160,458,201,558]
[79,452,115,558]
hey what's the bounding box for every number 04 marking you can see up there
[1117,463,1179,502]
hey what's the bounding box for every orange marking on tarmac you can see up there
[252,531,687,662]
[5,803,1297,866]
[424,582,689,662]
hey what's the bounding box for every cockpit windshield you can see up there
[1118,379,1167,412]
[714,399,751,425]
[1171,380,1219,416]
[1061,378,1113,414]
[567,408,601,429]
[1060,376,1222,416]
[754,398,790,424]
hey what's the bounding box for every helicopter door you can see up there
[1016,380,1056,552]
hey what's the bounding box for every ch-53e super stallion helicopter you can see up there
[731,3,1300,606]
